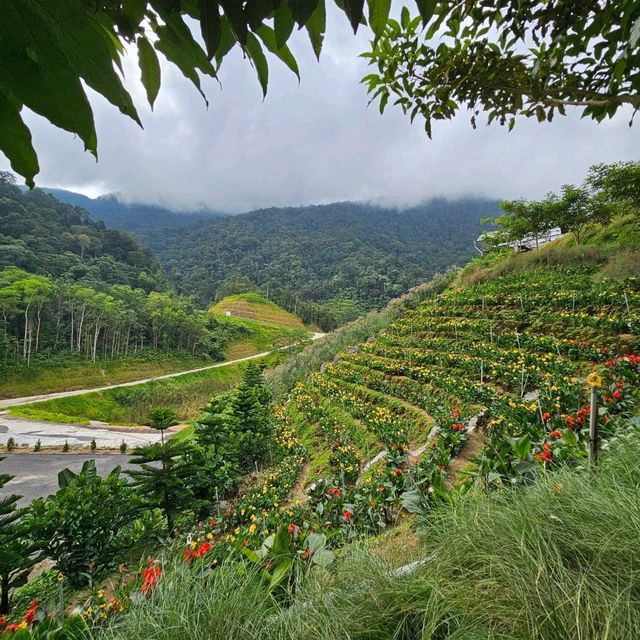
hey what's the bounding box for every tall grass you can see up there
[94,428,640,640]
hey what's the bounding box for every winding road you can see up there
[0,332,325,410]
[0,333,326,502]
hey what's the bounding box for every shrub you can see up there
[27,465,140,586]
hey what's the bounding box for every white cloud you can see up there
[2,9,639,213]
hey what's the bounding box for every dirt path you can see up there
[0,332,326,410]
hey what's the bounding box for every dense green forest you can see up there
[32,188,225,237]
[142,199,496,328]
[0,174,243,368]
[2,176,166,291]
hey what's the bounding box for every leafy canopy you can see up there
[363,1,640,137]
[0,0,405,187]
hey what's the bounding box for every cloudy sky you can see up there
[2,8,638,213]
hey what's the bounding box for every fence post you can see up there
[586,371,602,469]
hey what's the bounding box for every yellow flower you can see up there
[586,371,603,388]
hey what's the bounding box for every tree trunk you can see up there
[35,301,43,353]
[77,305,87,352]
[22,303,30,361]
[92,321,101,363]
[0,574,9,615]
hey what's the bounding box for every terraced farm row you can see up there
[183,266,639,558]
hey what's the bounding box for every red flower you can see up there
[332,440,341,448]
[612,390,623,400]
[197,541,212,557]
[5,623,20,632]
[209,518,217,527]
[534,441,553,464]
[542,412,551,421]
[438,465,446,471]
[327,486,341,498]
[184,548,194,564]
[24,600,39,626]
[452,406,461,418]
[549,430,562,439]
[393,468,403,476]
[343,510,353,522]
[303,549,313,559]
[0,616,6,628]
[141,564,162,596]
[119,563,126,573]
[288,523,298,535]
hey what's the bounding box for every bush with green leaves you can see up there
[27,461,139,587]
[0,458,37,615]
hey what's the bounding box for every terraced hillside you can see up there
[211,293,304,328]
[190,250,639,551]
[290,266,639,490]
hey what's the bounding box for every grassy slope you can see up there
[211,294,311,359]
[97,433,640,640]
[11,363,247,426]
[211,293,304,328]
[0,353,213,400]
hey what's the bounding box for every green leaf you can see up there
[255,25,300,79]
[245,32,269,96]
[310,548,335,568]
[34,1,141,126]
[0,0,97,157]
[274,1,296,49]
[269,558,293,587]
[289,0,321,28]
[215,17,237,67]
[513,434,531,460]
[344,0,366,33]
[367,0,391,38]
[305,532,327,551]
[401,488,423,513]
[220,0,249,46]
[137,37,161,109]
[305,0,326,59]
[198,0,222,60]
[0,89,38,187]
[414,0,437,24]
[401,6,410,28]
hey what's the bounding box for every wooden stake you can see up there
[589,386,599,468]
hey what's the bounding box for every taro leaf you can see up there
[311,548,335,567]
[137,37,161,108]
[401,488,423,513]
[245,32,269,96]
[305,532,327,551]
[0,90,38,186]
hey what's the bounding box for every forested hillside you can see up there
[0,173,245,372]
[38,188,225,236]
[2,175,165,291]
[145,199,496,328]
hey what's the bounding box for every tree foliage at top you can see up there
[0,0,389,186]
[3,1,636,186]
[363,1,640,137]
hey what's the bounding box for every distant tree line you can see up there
[145,199,495,330]
[483,162,640,250]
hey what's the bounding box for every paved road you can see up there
[0,453,133,505]
[0,332,325,409]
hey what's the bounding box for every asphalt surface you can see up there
[0,453,133,505]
